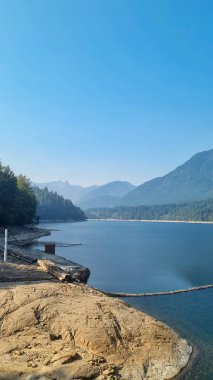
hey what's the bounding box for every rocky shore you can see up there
[0,282,192,380]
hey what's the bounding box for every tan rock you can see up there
[0,282,192,379]
[50,351,80,364]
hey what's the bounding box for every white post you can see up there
[4,229,8,263]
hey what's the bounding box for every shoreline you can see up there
[38,218,86,223]
[89,218,213,225]
[1,229,193,380]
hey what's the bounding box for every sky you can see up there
[0,0,213,186]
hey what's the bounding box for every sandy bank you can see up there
[0,282,192,380]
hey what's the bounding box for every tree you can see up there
[0,162,17,225]
[14,175,37,225]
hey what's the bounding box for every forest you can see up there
[86,198,213,222]
[33,186,86,221]
[0,162,86,226]
[0,162,36,225]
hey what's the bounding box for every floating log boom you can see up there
[94,284,213,298]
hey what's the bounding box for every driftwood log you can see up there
[38,259,90,283]
[38,260,72,282]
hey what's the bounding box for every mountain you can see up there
[33,181,97,203]
[76,181,135,209]
[118,149,213,206]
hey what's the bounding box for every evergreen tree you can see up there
[14,175,37,225]
[0,162,17,225]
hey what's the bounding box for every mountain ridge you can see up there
[34,180,135,209]
[34,149,213,209]
[118,149,213,206]
[33,180,97,203]
[76,181,135,209]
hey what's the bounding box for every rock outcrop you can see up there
[0,282,192,379]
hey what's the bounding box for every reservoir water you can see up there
[39,220,213,379]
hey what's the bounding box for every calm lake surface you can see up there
[39,220,213,379]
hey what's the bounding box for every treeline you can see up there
[0,163,36,226]
[33,186,86,221]
[0,161,86,226]
[86,198,213,222]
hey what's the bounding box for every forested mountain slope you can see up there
[87,198,213,222]
[119,149,213,206]
[33,187,86,221]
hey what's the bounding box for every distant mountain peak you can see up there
[76,181,136,209]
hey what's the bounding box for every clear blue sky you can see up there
[0,0,213,186]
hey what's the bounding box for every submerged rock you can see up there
[0,282,192,379]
